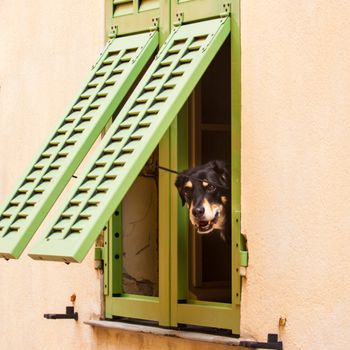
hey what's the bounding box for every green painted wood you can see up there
[106,295,160,321]
[240,250,248,267]
[170,102,189,327]
[29,17,231,263]
[0,31,159,260]
[158,131,172,326]
[170,2,242,335]
[171,0,231,25]
[177,302,234,329]
[104,1,171,326]
[109,207,123,295]
[230,1,242,335]
[107,0,161,37]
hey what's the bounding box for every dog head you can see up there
[175,160,230,236]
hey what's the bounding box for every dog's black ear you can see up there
[175,174,187,206]
[210,160,230,187]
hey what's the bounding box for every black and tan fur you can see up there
[175,160,231,242]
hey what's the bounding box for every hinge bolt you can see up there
[109,25,118,39]
[220,3,231,17]
[175,12,184,26]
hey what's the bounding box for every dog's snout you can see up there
[192,206,205,218]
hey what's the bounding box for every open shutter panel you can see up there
[0,31,158,260]
[29,18,230,263]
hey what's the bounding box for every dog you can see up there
[175,160,231,242]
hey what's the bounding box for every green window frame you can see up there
[0,0,246,336]
[102,0,246,335]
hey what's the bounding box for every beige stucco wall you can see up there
[0,1,105,349]
[1,0,350,349]
[240,1,350,349]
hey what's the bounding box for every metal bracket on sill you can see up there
[44,306,78,321]
[239,333,283,350]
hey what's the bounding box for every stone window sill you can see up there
[85,320,253,347]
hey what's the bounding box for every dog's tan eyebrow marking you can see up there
[185,181,193,188]
[202,180,209,187]
[221,196,228,204]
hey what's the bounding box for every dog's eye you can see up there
[206,184,216,193]
[184,187,193,197]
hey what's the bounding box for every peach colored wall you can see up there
[0,2,235,350]
[1,0,350,350]
[0,1,104,349]
[240,1,350,349]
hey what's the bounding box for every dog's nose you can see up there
[192,206,205,218]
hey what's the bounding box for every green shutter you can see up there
[29,18,230,263]
[0,31,158,259]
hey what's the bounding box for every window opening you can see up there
[121,154,159,297]
[187,35,231,303]
[110,53,160,298]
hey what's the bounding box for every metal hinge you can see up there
[240,250,248,277]
[95,246,103,262]
[201,16,229,52]
[95,225,109,295]
[240,250,248,267]
[154,24,181,59]
[220,3,231,17]
[130,30,157,64]
[44,306,79,321]
[150,17,159,31]
[91,26,117,70]
[108,25,118,39]
[95,226,108,269]
[174,12,184,26]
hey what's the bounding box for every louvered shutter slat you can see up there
[0,31,158,259]
[29,18,230,263]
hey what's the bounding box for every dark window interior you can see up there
[118,35,232,303]
[188,36,231,303]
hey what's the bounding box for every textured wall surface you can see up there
[0,1,104,349]
[240,1,350,349]
[1,0,350,349]
[122,177,158,296]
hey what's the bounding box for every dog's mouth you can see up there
[195,211,219,234]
